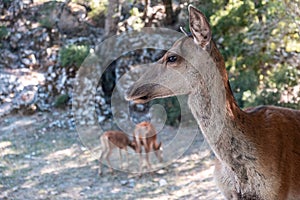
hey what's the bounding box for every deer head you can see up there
[125,5,218,104]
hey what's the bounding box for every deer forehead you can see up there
[168,36,205,59]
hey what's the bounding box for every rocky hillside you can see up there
[0,1,176,131]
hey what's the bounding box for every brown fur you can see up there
[125,5,300,200]
[98,130,135,175]
[133,122,163,175]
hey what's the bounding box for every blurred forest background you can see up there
[0,0,299,127]
[0,0,299,199]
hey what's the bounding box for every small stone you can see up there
[156,169,166,175]
[172,163,179,168]
[87,121,95,125]
[1,50,19,68]
[159,179,167,186]
[85,186,91,190]
[120,180,128,186]
[29,54,37,65]
[98,115,106,122]
[49,190,58,195]
[24,154,31,159]
[22,58,31,66]
[51,72,56,78]
[128,178,135,188]
[136,104,145,112]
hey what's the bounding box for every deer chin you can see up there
[130,94,152,104]
[125,83,175,104]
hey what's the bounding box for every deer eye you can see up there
[167,55,177,63]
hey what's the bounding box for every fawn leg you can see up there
[98,148,106,176]
[145,145,152,170]
[106,148,113,174]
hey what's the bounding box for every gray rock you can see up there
[128,178,136,188]
[120,180,128,185]
[159,178,168,186]
[0,50,19,68]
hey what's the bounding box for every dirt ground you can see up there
[0,111,224,200]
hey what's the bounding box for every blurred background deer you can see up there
[98,122,163,176]
[133,121,163,175]
[98,130,136,175]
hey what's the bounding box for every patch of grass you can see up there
[59,44,90,68]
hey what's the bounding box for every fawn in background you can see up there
[98,130,136,175]
[98,122,163,176]
[133,121,163,175]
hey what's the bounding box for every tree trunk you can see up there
[143,0,151,19]
[105,0,120,37]
[162,0,174,25]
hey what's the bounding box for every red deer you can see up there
[134,121,163,175]
[98,130,136,175]
[125,5,300,200]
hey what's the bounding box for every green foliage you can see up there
[178,0,299,121]
[251,64,300,108]
[231,68,259,107]
[2,0,12,8]
[38,1,57,29]
[88,0,107,22]
[204,0,300,109]
[151,97,181,127]
[0,26,9,40]
[127,8,144,31]
[129,7,140,17]
[39,17,54,29]
[54,94,70,108]
[59,44,90,68]
[0,26,9,48]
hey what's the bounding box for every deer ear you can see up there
[188,5,211,48]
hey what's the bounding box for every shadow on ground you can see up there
[0,112,224,199]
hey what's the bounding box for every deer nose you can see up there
[125,83,158,102]
[125,84,140,101]
[124,86,134,101]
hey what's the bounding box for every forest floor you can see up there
[0,111,224,200]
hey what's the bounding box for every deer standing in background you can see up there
[126,5,300,200]
[98,130,136,175]
[134,122,163,175]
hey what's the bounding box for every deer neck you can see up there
[187,41,247,165]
